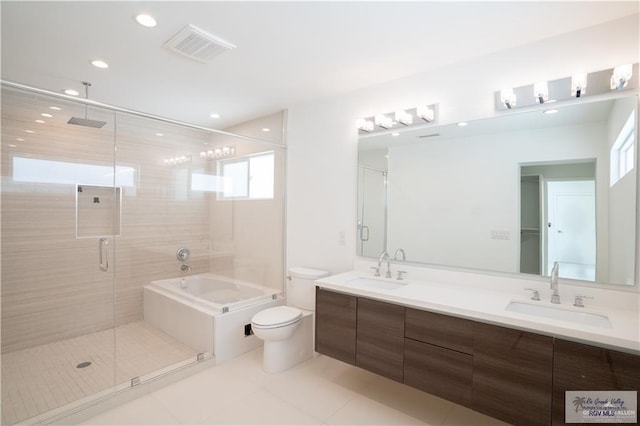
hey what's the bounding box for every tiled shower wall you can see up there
[1,89,285,353]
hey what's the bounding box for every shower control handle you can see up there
[176,247,190,262]
[99,238,109,272]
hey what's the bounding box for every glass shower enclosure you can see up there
[1,83,285,424]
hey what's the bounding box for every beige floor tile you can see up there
[441,405,511,426]
[75,394,181,425]
[149,365,261,424]
[265,369,357,421]
[203,388,323,425]
[326,394,429,425]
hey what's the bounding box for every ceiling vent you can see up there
[164,24,236,63]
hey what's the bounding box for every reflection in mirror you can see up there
[357,95,638,286]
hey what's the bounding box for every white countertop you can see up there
[316,268,640,356]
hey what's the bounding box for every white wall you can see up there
[286,14,640,279]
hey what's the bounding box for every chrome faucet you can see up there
[181,264,192,272]
[550,261,560,304]
[393,248,406,261]
[378,251,392,278]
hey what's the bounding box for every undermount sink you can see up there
[347,277,408,291]
[505,300,612,328]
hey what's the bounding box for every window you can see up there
[218,151,274,200]
[610,111,635,187]
[13,156,136,187]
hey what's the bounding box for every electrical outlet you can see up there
[490,230,511,240]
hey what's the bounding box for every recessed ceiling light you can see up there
[64,89,79,96]
[135,13,157,28]
[91,60,109,69]
[210,113,220,119]
[35,120,46,124]
[41,113,53,118]
[16,138,24,142]
[391,132,400,137]
[25,130,35,133]
[8,144,17,148]
[544,109,559,115]
[155,133,164,137]
[49,106,62,111]
[457,122,468,127]
[261,128,271,132]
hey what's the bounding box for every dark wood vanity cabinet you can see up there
[404,309,474,406]
[552,339,640,426]
[315,287,357,365]
[315,287,639,426]
[473,322,554,426]
[356,298,405,382]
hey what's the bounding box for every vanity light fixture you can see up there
[356,118,374,133]
[500,88,517,109]
[610,64,633,90]
[358,103,438,135]
[374,114,394,130]
[416,105,435,122]
[200,146,235,160]
[164,155,191,166]
[533,81,549,104]
[395,110,413,126]
[571,73,587,97]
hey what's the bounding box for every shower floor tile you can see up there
[1,321,199,425]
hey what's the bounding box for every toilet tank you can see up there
[287,267,329,310]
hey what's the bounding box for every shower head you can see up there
[67,81,107,128]
[67,117,106,128]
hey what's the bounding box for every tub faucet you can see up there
[550,261,560,304]
[181,264,192,272]
[393,248,406,261]
[378,251,392,278]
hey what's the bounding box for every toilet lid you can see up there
[252,306,302,328]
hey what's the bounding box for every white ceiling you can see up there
[2,1,638,128]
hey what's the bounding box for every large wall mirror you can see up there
[357,95,638,286]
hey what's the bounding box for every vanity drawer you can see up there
[404,338,473,406]
[405,308,474,354]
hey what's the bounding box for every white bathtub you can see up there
[144,273,283,364]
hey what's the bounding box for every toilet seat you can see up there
[252,306,302,329]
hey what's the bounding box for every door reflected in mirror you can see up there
[357,95,638,286]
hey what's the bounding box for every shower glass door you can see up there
[1,86,118,425]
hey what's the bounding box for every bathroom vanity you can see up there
[315,270,640,426]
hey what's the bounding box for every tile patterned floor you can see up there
[1,321,198,425]
[76,348,509,426]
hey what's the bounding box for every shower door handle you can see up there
[99,238,109,272]
[360,225,370,241]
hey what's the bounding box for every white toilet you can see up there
[251,267,329,373]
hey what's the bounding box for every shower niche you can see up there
[76,184,121,237]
